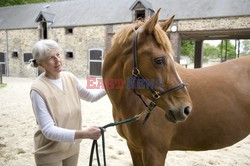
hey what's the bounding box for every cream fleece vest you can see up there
[31,71,82,164]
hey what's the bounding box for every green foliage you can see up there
[203,43,220,61]
[0,83,7,89]
[0,0,57,7]
[241,40,250,55]
[217,40,236,60]
[180,40,195,60]
[180,40,221,62]
[181,40,238,62]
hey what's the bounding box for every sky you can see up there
[204,40,222,46]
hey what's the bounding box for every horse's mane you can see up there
[111,21,173,56]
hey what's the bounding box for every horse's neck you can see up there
[175,63,202,88]
[175,63,194,79]
[108,85,148,119]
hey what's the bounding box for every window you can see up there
[39,22,48,39]
[24,53,33,63]
[65,51,74,59]
[65,28,73,35]
[0,52,6,75]
[89,49,103,76]
[0,52,5,62]
[12,51,18,58]
[135,9,145,20]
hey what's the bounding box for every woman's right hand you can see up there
[83,126,102,140]
[75,127,102,140]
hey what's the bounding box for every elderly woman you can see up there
[29,39,106,166]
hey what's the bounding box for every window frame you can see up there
[0,52,6,75]
[23,53,33,63]
[88,48,103,77]
[135,9,145,20]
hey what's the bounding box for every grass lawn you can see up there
[0,83,7,89]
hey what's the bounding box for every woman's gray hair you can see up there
[29,39,61,68]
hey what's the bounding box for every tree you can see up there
[180,40,195,60]
[241,40,250,55]
[217,40,236,61]
[180,40,220,62]
[181,39,240,64]
[0,0,58,7]
[203,43,220,61]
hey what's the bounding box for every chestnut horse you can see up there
[102,10,250,166]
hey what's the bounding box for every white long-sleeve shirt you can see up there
[31,77,106,143]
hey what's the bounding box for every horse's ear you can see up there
[141,8,161,34]
[160,15,175,32]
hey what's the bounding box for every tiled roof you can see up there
[0,0,249,30]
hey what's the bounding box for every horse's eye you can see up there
[154,57,165,65]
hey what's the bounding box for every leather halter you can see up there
[131,29,186,124]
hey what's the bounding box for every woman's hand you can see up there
[75,127,102,140]
[83,127,102,140]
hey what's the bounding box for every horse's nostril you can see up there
[184,106,190,116]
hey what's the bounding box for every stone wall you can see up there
[0,31,5,51]
[178,16,250,31]
[1,15,249,77]
[0,29,39,77]
[48,25,107,78]
[47,24,128,78]
[0,24,130,78]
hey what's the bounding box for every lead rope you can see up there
[88,111,149,166]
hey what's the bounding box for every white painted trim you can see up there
[88,48,103,77]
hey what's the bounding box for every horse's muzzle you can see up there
[165,105,192,123]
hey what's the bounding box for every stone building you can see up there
[0,0,250,77]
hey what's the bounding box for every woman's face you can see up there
[39,49,62,78]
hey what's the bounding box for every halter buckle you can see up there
[148,101,156,111]
[152,91,160,99]
[132,68,140,77]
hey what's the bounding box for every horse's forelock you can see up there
[154,24,174,57]
[111,21,173,57]
[111,22,142,46]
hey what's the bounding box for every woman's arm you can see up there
[31,90,101,142]
[31,90,75,143]
[75,127,101,140]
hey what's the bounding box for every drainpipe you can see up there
[5,30,9,76]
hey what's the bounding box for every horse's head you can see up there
[104,9,192,123]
